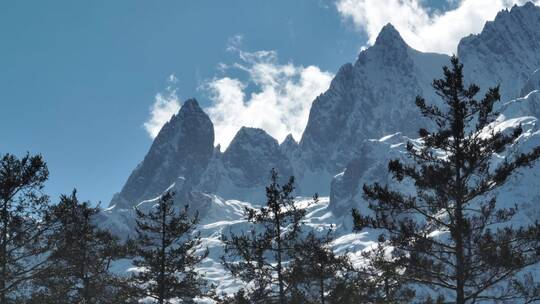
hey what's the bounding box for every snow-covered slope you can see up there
[107,196,372,297]
[330,90,540,222]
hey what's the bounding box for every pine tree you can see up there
[130,190,208,304]
[353,56,540,303]
[354,241,414,303]
[216,289,251,304]
[0,153,52,303]
[287,231,352,304]
[30,190,128,303]
[221,169,310,304]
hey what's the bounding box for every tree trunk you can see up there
[81,228,91,304]
[455,203,466,304]
[159,205,166,304]
[453,95,466,304]
[1,200,8,304]
[319,276,325,304]
[275,207,285,304]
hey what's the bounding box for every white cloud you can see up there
[144,75,181,139]
[204,45,333,149]
[336,0,540,54]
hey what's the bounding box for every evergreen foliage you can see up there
[221,169,304,303]
[130,190,208,304]
[30,190,129,303]
[0,153,52,303]
[221,169,349,304]
[287,231,351,304]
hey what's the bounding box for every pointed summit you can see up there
[223,127,292,186]
[110,97,215,209]
[280,133,299,157]
[374,23,408,48]
[155,98,213,146]
[224,127,279,162]
[179,98,201,113]
[281,133,297,146]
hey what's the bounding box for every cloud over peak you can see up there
[336,0,540,54]
[204,43,333,149]
[143,75,181,139]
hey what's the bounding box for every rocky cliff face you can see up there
[296,24,449,194]
[223,127,293,186]
[522,69,540,96]
[458,2,540,102]
[109,99,215,209]
[196,127,294,203]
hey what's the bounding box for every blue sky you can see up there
[0,0,525,205]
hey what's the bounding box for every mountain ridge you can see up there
[108,1,540,221]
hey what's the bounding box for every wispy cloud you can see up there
[336,0,540,54]
[143,75,181,139]
[204,38,333,149]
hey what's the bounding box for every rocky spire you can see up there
[458,2,540,101]
[222,127,293,185]
[373,23,408,49]
[299,22,448,183]
[109,98,214,209]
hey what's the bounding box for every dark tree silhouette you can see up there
[30,190,128,303]
[0,153,52,303]
[130,190,207,304]
[221,169,312,304]
[353,56,540,303]
[287,231,351,304]
[356,241,414,303]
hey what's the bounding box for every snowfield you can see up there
[106,196,378,299]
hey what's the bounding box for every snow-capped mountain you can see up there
[459,2,540,102]
[102,2,540,295]
[297,24,449,195]
[110,99,215,210]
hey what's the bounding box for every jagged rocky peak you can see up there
[153,98,213,148]
[458,2,540,101]
[281,133,297,146]
[225,127,276,153]
[280,133,298,156]
[359,23,413,68]
[373,23,408,49]
[223,127,293,185]
[109,98,214,209]
[299,22,448,179]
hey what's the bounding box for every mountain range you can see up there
[101,2,540,295]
